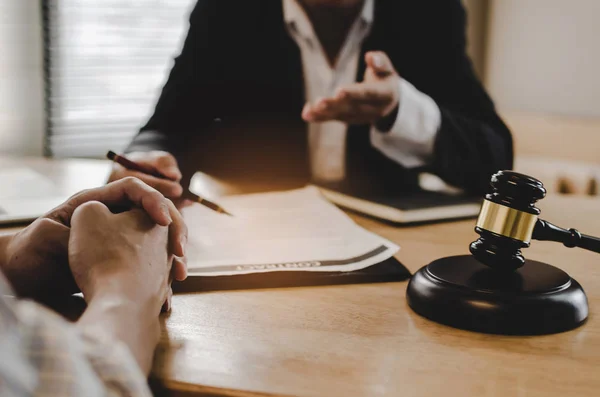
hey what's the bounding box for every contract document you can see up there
[182,187,399,277]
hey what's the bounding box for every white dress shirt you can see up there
[283,0,442,182]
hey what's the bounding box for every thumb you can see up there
[365,51,395,77]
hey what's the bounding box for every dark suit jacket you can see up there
[126,0,513,195]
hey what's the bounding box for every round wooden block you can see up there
[406,255,589,335]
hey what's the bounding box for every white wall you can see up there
[486,0,600,117]
[463,0,489,79]
[0,0,45,155]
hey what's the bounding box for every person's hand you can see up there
[1,177,188,301]
[68,203,173,311]
[107,151,184,200]
[71,204,177,375]
[1,217,72,298]
[302,51,400,125]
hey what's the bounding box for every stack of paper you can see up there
[182,187,399,277]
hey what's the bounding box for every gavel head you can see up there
[469,171,547,271]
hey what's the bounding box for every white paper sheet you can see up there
[182,187,399,276]
[0,168,59,199]
[0,169,68,224]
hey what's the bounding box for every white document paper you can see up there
[0,168,59,199]
[182,187,399,276]
[0,168,68,224]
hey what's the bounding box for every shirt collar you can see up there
[283,0,374,39]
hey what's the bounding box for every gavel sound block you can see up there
[407,171,599,335]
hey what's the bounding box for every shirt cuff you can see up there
[371,78,441,168]
[80,328,153,397]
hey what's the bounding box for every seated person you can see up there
[110,0,512,197]
[0,178,187,396]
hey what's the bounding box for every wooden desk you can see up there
[154,184,600,396]
[2,157,600,397]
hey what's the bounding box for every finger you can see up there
[305,96,352,119]
[305,98,347,121]
[173,198,195,210]
[114,168,183,198]
[306,87,391,121]
[340,108,383,123]
[161,287,173,312]
[303,94,343,121]
[365,51,395,77]
[336,83,393,105]
[123,151,183,182]
[150,152,182,181]
[96,178,175,226]
[172,256,188,282]
[50,177,175,227]
[161,265,175,312]
[302,97,327,121]
[301,102,313,121]
[303,96,345,121]
[311,102,382,124]
[165,199,188,258]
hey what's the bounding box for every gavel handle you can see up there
[533,219,600,254]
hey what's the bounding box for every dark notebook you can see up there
[317,186,482,224]
[173,256,411,293]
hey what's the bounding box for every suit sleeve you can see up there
[125,0,224,157]
[426,0,513,194]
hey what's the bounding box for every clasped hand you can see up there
[1,177,188,312]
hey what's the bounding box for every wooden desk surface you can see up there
[2,157,600,397]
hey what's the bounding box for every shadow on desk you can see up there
[150,321,280,397]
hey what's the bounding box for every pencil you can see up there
[107,151,233,216]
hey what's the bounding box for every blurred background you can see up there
[1,0,599,195]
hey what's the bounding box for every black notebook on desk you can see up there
[317,186,482,224]
[173,257,410,293]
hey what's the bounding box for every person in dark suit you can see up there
[109,0,513,197]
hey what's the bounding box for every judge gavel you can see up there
[407,170,598,335]
[470,170,600,271]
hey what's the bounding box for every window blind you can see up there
[44,0,196,158]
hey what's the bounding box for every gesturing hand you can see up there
[1,177,187,301]
[302,51,400,125]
